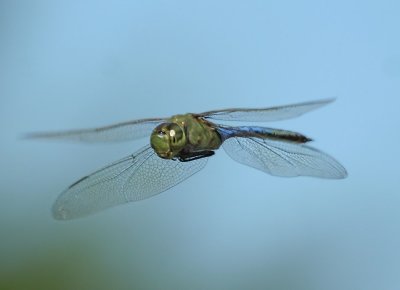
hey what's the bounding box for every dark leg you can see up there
[178,150,215,162]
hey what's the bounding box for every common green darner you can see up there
[29,98,347,220]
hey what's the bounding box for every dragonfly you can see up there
[29,98,347,220]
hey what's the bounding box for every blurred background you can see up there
[1,0,399,289]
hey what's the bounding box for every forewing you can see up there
[26,118,165,142]
[222,137,347,179]
[53,146,208,220]
[200,98,335,122]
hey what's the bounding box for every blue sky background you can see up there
[1,0,400,289]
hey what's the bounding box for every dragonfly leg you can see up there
[178,151,215,162]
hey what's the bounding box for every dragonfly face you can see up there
[150,122,186,159]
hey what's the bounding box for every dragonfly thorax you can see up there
[150,122,187,159]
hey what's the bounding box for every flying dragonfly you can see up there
[29,98,347,220]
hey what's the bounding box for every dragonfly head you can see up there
[150,122,186,159]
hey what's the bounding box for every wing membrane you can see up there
[26,118,165,142]
[222,137,347,179]
[200,98,335,122]
[52,146,208,220]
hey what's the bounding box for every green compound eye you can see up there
[150,122,186,159]
[167,123,184,146]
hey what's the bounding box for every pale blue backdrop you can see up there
[1,0,399,289]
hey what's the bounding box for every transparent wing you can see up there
[52,145,208,220]
[222,137,347,179]
[26,118,165,142]
[200,98,335,122]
